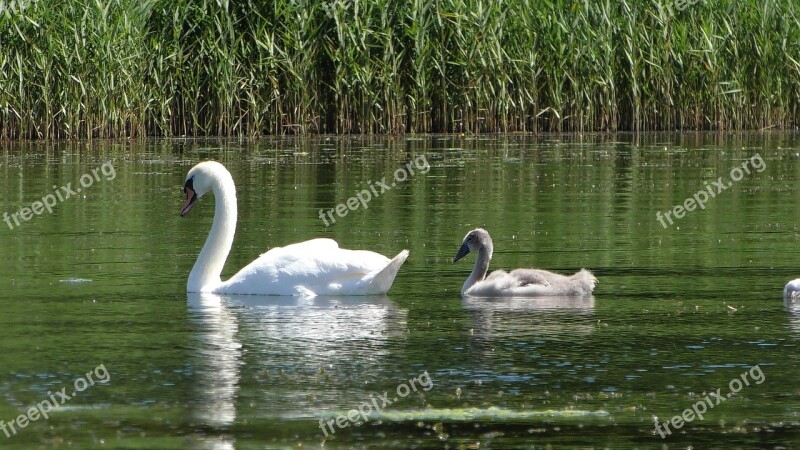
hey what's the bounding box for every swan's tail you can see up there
[569,269,598,295]
[364,250,409,295]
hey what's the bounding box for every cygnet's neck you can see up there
[187,173,237,292]
[462,246,492,295]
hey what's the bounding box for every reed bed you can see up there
[0,0,798,138]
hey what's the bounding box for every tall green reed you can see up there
[0,0,797,138]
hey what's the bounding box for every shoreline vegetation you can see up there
[0,0,798,139]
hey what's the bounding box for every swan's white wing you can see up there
[217,238,405,296]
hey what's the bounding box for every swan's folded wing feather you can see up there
[219,238,394,295]
[507,269,561,287]
[466,268,596,297]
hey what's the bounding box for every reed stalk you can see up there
[0,0,797,138]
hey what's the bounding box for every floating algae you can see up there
[326,406,609,423]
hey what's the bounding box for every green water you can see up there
[1,134,800,449]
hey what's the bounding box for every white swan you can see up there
[180,161,409,296]
[784,279,800,299]
[453,228,597,297]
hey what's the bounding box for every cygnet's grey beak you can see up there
[453,243,470,262]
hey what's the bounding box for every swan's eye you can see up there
[183,177,195,195]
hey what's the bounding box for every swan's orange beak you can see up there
[180,187,197,217]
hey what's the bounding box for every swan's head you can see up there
[180,161,232,217]
[453,228,493,262]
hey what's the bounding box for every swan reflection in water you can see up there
[457,296,597,398]
[463,295,596,342]
[185,292,408,446]
[783,294,800,334]
[186,293,241,450]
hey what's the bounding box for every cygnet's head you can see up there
[453,228,494,263]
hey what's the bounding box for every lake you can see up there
[1,133,799,448]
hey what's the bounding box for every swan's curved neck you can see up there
[188,174,237,292]
[462,247,491,295]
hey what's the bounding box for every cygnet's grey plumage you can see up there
[453,228,597,297]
